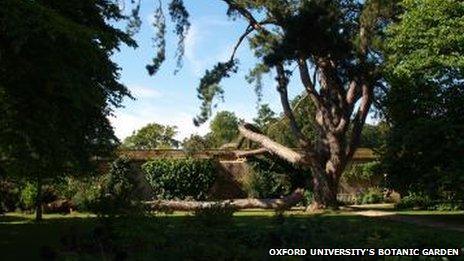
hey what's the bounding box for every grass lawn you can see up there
[0,210,463,260]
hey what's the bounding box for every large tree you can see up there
[186,0,396,209]
[381,0,464,200]
[209,111,240,148]
[0,0,137,220]
[145,0,397,209]
[138,0,396,209]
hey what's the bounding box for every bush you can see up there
[20,182,37,210]
[428,202,463,211]
[96,157,143,215]
[357,187,384,204]
[342,161,382,186]
[71,179,102,212]
[0,178,20,212]
[395,192,431,210]
[142,158,216,200]
[245,156,308,199]
[396,192,463,210]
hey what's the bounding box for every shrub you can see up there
[142,158,216,200]
[20,182,37,210]
[96,157,143,215]
[51,174,104,212]
[72,179,102,212]
[395,192,431,210]
[342,161,383,186]
[0,178,20,212]
[396,192,463,210]
[245,156,308,199]
[104,157,138,201]
[357,187,384,204]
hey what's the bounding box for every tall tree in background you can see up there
[0,0,138,220]
[181,134,212,153]
[183,0,397,209]
[381,0,464,200]
[123,123,179,149]
[209,111,240,148]
[253,104,278,131]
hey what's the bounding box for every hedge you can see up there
[142,158,216,200]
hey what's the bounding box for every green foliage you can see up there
[359,123,388,150]
[385,0,464,81]
[395,193,432,210]
[0,0,137,219]
[357,187,385,205]
[55,158,141,214]
[20,182,37,210]
[147,0,190,75]
[245,167,291,199]
[57,176,103,212]
[245,156,309,198]
[208,111,240,147]
[142,158,216,200]
[26,213,463,259]
[194,61,238,126]
[181,134,211,154]
[97,157,142,215]
[342,161,382,186]
[0,0,136,176]
[122,123,179,149]
[253,104,277,131]
[0,178,20,212]
[71,181,102,212]
[258,94,317,148]
[396,192,463,211]
[192,1,396,123]
[105,158,136,201]
[381,0,464,204]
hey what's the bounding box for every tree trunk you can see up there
[308,166,339,211]
[146,189,304,211]
[35,175,43,221]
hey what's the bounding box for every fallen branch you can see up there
[145,188,305,211]
[238,123,306,164]
[234,148,268,158]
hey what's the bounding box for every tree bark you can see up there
[35,175,43,221]
[146,189,304,211]
[308,166,339,210]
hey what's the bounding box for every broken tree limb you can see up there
[234,148,269,158]
[238,123,307,165]
[145,188,305,211]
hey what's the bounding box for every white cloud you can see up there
[184,18,239,76]
[109,106,209,142]
[184,24,203,75]
[128,84,163,99]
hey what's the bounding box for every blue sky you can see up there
[110,1,291,141]
[109,1,373,141]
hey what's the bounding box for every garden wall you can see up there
[98,149,377,200]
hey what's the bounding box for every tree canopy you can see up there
[122,123,179,149]
[381,0,464,200]
[0,0,137,219]
[209,111,240,147]
[146,0,398,209]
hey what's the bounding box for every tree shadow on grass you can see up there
[389,213,464,231]
[1,213,463,259]
[0,214,30,223]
